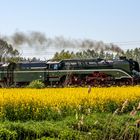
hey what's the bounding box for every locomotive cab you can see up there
[128,59,140,77]
[133,61,139,72]
[46,61,62,84]
[46,62,61,70]
[129,59,139,72]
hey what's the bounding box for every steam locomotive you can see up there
[0,57,140,87]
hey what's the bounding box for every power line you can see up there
[112,40,140,43]
[111,40,140,46]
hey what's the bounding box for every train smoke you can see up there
[4,31,50,46]
[1,31,123,53]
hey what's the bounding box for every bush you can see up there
[27,80,45,89]
[0,128,17,140]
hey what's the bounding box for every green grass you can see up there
[0,113,140,140]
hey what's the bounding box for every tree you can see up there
[125,48,140,63]
[52,49,117,60]
[52,50,75,60]
[0,39,19,62]
[51,47,140,63]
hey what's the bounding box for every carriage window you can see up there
[20,63,46,70]
[70,62,77,65]
[54,64,58,70]
[88,62,96,65]
[49,64,59,70]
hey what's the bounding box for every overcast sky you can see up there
[0,0,140,58]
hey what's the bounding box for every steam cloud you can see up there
[1,31,123,53]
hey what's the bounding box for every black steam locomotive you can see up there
[0,57,140,87]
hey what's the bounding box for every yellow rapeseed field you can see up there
[0,87,140,120]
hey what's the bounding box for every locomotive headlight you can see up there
[40,75,42,78]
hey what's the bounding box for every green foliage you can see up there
[0,120,81,140]
[125,47,140,63]
[6,57,21,63]
[0,128,17,140]
[0,113,140,140]
[27,80,45,89]
[0,39,19,62]
[53,50,75,60]
[52,49,121,60]
[52,47,140,64]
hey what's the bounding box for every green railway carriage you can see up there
[13,62,47,86]
[0,57,139,87]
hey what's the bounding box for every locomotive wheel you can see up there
[85,72,114,87]
[60,75,86,87]
[124,79,133,86]
[93,80,100,87]
[71,75,82,86]
[87,79,100,87]
[60,75,72,87]
[59,77,66,87]
[116,78,132,86]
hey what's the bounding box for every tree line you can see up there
[52,48,140,64]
